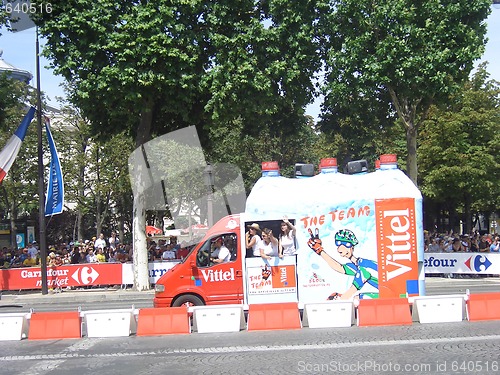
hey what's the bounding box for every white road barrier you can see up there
[0,312,29,340]
[302,301,355,328]
[192,305,246,333]
[83,308,137,337]
[411,295,466,324]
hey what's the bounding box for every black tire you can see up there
[172,294,204,307]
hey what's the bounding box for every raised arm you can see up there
[307,228,345,274]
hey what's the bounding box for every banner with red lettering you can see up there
[0,264,122,290]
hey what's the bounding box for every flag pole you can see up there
[36,26,48,295]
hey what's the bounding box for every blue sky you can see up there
[1,6,499,116]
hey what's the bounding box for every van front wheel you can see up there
[172,294,204,307]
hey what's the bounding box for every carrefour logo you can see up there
[464,255,492,272]
[72,267,100,285]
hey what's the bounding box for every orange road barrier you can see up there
[137,307,190,336]
[467,292,500,321]
[247,302,301,331]
[357,298,412,327]
[28,311,81,340]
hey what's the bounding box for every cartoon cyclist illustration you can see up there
[307,228,378,300]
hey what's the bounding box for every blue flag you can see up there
[44,118,64,216]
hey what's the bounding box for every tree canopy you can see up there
[418,63,500,232]
[33,0,321,147]
[320,0,491,183]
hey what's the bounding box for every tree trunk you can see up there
[405,122,418,186]
[464,195,472,235]
[9,200,17,249]
[133,192,149,290]
[386,87,423,186]
[132,96,154,291]
[119,195,125,244]
[95,147,102,236]
[77,140,86,241]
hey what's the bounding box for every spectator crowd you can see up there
[0,231,134,269]
[424,230,500,253]
[0,230,194,270]
[1,228,499,270]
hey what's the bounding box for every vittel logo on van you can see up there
[200,268,235,282]
[376,198,419,298]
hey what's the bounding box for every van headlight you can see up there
[155,284,165,293]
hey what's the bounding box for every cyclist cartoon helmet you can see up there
[335,229,359,247]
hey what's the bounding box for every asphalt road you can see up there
[1,320,500,374]
[424,275,500,295]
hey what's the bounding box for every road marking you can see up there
[2,334,500,361]
[14,338,104,374]
[22,360,66,375]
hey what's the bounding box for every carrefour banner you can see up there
[424,253,500,274]
[0,263,122,290]
[0,261,182,290]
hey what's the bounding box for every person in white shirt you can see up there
[27,242,39,258]
[211,237,231,263]
[245,223,262,257]
[162,245,176,260]
[259,228,279,260]
[108,232,119,250]
[279,217,297,258]
[94,233,107,250]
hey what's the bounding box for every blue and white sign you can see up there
[424,253,500,274]
[16,233,25,249]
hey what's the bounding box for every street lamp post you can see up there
[204,164,214,228]
[111,206,117,229]
[36,27,48,295]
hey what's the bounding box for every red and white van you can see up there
[153,155,425,308]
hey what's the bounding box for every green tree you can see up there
[320,0,491,184]
[34,0,322,290]
[419,64,500,233]
[0,4,10,35]
[208,115,318,191]
[51,100,134,243]
[318,87,404,169]
[0,74,38,247]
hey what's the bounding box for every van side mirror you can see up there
[190,260,196,268]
